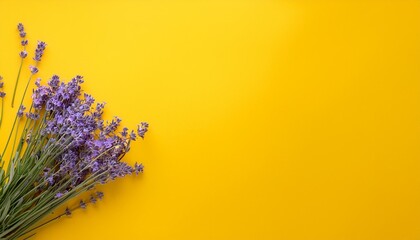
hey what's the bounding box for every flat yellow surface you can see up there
[0,0,420,239]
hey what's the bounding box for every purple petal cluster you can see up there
[134,163,144,175]
[0,76,4,98]
[55,192,64,199]
[137,122,149,139]
[20,50,27,59]
[89,195,97,204]
[65,207,71,216]
[96,191,104,199]
[29,65,38,74]
[29,75,148,194]
[26,111,39,120]
[17,23,26,38]
[33,41,46,62]
[17,105,26,117]
[80,200,87,209]
[17,23,28,59]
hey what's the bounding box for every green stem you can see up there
[2,114,18,158]
[21,213,64,236]
[12,58,24,108]
[10,119,20,157]
[0,97,4,129]
[20,205,83,238]
[23,232,36,240]
[2,71,35,158]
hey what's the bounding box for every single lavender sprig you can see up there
[2,38,47,158]
[11,23,29,108]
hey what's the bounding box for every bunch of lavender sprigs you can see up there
[0,23,148,240]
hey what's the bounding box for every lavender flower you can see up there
[29,65,38,74]
[134,163,144,175]
[90,195,97,204]
[48,75,60,89]
[0,81,4,127]
[0,76,4,99]
[65,208,72,216]
[0,23,149,239]
[28,75,148,186]
[26,112,39,120]
[121,127,128,137]
[80,200,87,209]
[55,192,64,199]
[137,122,149,139]
[17,23,26,38]
[11,23,30,108]
[47,176,54,185]
[35,78,41,87]
[130,130,137,141]
[96,191,104,200]
[33,41,47,62]
[17,105,26,117]
[19,50,27,58]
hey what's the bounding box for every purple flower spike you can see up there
[33,41,46,61]
[35,78,41,87]
[121,127,128,137]
[55,192,64,199]
[129,130,137,141]
[96,192,104,200]
[26,112,39,120]
[29,65,38,74]
[17,23,26,38]
[65,207,72,216]
[134,163,144,175]
[137,122,149,139]
[0,92,6,98]
[47,176,54,185]
[0,82,4,88]
[80,200,87,209]
[17,105,26,118]
[17,23,24,31]
[19,50,27,58]
[21,39,28,46]
[47,75,60,89]
[90,195,97,204]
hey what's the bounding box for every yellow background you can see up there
[0,0,420,239]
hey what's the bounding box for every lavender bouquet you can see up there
[0,23,148,239]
